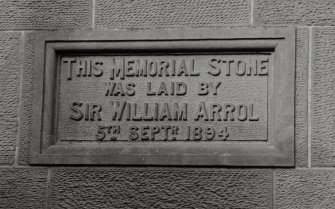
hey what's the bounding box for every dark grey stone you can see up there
[0,167,47,209]
[95,0,250,29]
[295,28,309,167]
[312,28,335,166]
[50,168,272,209]
[254,0,335,26]
[29,28,295,166]
[18,32,37,165]
[0,0,92,30]
[275,169,335,209]
[0,32,21,165]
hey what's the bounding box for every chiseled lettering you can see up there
[151,126,160,141]
[177,60,189,76]
[104,82,136,96]
[134,59,147,77]
[70,102,102,121]
[194,102,259,122]
[111,102,188,121]
[146,82,156,96]
[140,126,150,140]
[157,82,169,96]
[148,60,157,76]
[237,104,248,121]
[125,59,135,76]
[195,102,209,121]
[129,126,139,140]
[131,103,142,121]
[63,58,76,80]
[159,103,172,121]
[189,59,199,76]
[173,103,187,121]
[198,82,221,95]
[258,58,269,75]
[147,82,187,96]
[70,101,83,121]
[236,60,246,76]
[246,59,257,76]
[208,58,221,76]
[161,125,171,140]
[210,103,222,121]
[158,60,170,77]
[77,59,88,77]
[207,57,269,76]
[143,103,153,121]
[249,103,259,121]
[110,58,125,80]
[223,103,235,121]
[109,101,126,121]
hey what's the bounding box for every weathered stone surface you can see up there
[18,32,40,165]
[0,0,91,30]
[295,28,309,167]
[254,0,335,26]
[96,0,250,29]
[275,169,335,208]
[312,28,335,166]
[0,167,47,209]
[0,32,21,165]
[50,168,272,209]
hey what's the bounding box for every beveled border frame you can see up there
[30,27,295,166]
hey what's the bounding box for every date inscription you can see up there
[57,55,270,142]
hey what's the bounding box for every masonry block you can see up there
[275,169,335,208]
[0,167,47,209]
[50,168,272,209]
[0,0,91,30]
[18,32,39,165]
[312,27,335,166]
[254,0,335,26]
[0,32,21,165]
[95,0,250,29]
[295,28,309,167]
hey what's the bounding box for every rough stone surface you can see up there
[50,168,272,209]
[312,28,335,166]
[0,167,47,209]
[18,32,39,165]
[295,28,309,167]
[0,0,91,30]
[275,169,335,208]
[0,32,21,165]
[96,0,250,29]
[254,0,335,26]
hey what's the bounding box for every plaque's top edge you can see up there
[39,27,295,42]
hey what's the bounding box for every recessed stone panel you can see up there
[29,28,295,166]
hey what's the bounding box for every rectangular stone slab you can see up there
[30,28,295,166]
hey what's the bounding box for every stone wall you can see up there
[0,0,334,208]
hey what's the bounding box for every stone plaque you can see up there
[30,28,295,166]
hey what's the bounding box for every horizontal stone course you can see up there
[312,27,335,166]
[50,168,272,209]
[0,167,47,209]
[0,0,91,30]
[96,0,250,29]
[0,32,21,165]
[275,169,335,208]
[254,0,335,25]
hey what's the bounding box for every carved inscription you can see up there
[57,55,270,142]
